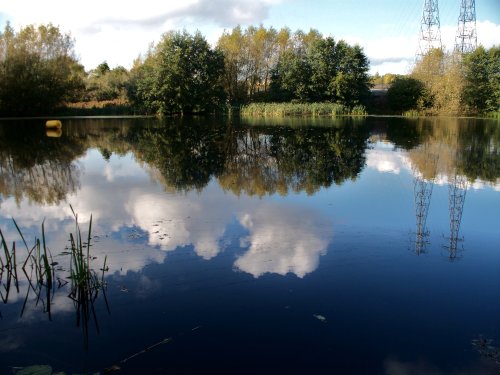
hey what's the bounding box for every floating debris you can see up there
[120,286,129,293]
[313,314,327,323]
[103,364,121,373]
[13,365,52,375]
[472,336,500,365]
[127,230,144,239]
[120,337,172,364]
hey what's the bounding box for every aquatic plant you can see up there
[240,102,367,117]
[403,109,420,117]
[0,207,109,347]
[472,336,500,366]
[1,219,55,317]
[67,205,109,349]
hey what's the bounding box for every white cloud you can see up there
[365,20,500,74]
[1,0,282,69]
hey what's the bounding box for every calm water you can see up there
[0,116,499,374]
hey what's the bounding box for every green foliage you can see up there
[218,26,370,106]
[462,46,500,114]
[130,31,225,115]
[217,25,300,104]
[410,45,499,116]
[241,102,367,116]
[387,76,426,112]
[83,63,130,102]
[371,73,400,87]
[0,23,85,116]
[270,37,370,105]
[269,50,313,102]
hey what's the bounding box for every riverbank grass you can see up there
[241,102,367,117]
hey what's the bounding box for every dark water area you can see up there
[0,116,499,374]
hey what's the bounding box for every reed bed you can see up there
[0,206,108,330]
[240,102,367,117]
[0,218,55,317]
[67,205,109,349]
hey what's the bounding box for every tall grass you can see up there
[403,109,421,118]
[67,205,109,349]
[485,111,500,119]
[0,219,55,317]
[0,207,109,336]
[240,102,367,117]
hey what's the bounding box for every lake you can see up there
[0,116,499,374]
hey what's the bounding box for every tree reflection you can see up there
[455,119,500,183]
[219,121,370,196]
[0,121,83,206]
[387,117,500,185]
[1,116,498,204]
[129,118,229,191]
[126,117,370,195]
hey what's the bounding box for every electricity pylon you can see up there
[417,0,442,60]
[455,0,477,54]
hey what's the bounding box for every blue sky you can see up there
[1,0,499,74]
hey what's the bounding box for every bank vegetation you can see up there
[0,22,498,118]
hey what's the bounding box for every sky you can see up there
[0,0,499,75]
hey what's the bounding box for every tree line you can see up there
[0,23,371,116]
[387,46,500,116]
[1,22,498,117]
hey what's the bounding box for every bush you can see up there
[387,76,426,112]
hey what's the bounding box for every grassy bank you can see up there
[241,102,367,117]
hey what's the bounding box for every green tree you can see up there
[0,23,84,116]
[269,50,313,102]
[131,31,225,115]
[331,44,371,104]
[217,26,248,104]
[387,76,426,112]
[85,63,130,102]
[217,25,293,104]
[462,45,500,114]
[95,61,111,77]
[270,36,370,105]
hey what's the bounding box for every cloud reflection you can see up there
[235,205,333,278]
[366,144,412,175]
[127,187,236,260]
[366,143,500,191]
[1,147,333,288]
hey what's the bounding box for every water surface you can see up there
[0,116,499,374]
